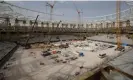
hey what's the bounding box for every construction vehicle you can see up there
[59,43,69,48]
[99,53,106,59]
[25,15,39,49]
[83,36,86,40]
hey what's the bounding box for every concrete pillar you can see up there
[102,23,104,28]
[123,21,126,27]
[112,22,115,28]
[5,18,10,26]
[82,24,84,28]
[106,22,109,29]
[77,24,79,29]
[65,24,68,32]
[61,23,63,28]
[86,24,88,30]
[72,24,74,28]
[52,23,54,28]
[29,20,33,27]
[126,20,130,27]
[22,20,26,27]
[41,22,44,27]
[95,24,98,30]
[15,18,20,26]
[46,22,49,27]
[119,21,122,27]
[91,23,93,29]
[66,24,68,28]
[108,23,110,28]
[98,23,100,29]
[70,24,73,28]
[100,23,102,29]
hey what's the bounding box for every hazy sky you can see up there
[8,1,129,22]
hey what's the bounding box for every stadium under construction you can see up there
[0,1,133,80]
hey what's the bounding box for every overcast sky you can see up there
[8,1,129,22]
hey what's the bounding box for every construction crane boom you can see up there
[46,1,57,21]
[45,1,58,47]
[25,15,39,49]
[73,2,83,28]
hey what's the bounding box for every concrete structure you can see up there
[0,40,131,80]
[1,1,133,80]
[0,1,133,35]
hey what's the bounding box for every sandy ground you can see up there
[0,40,131,80]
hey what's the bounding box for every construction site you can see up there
[0,1,133,80]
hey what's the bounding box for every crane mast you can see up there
[25,15,39,49]
[116,0,124,51]
[73,2,83,38]
[46,1,56,21]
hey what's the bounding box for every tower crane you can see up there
[73,2,83,29]
[44,1,57,48]
[73,2,83,38]
[25,15,39,49]
[46,1,56,21]
[116,0,124,51]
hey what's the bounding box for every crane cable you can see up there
[0,1,63,16]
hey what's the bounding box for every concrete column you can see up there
[70,24,72,28]
[65,24,67,32]
[108,23,110,28]
[41,22,44,27]
[95,24,98,30]
[73,24,76,28]
[29,20,33,27]
[91,23,93,29]
[52,23,54,28]
[126,20,130,27]
[98,23,100,29]
[5,18,10,26]
[66,24,68,28]
[77,24,79,29]
[86,24,88,29]
[14,18,19,31]
[119,21,122,27]
[15,18,20,26]
[123,21,126,27]
[82,24,84,28]
[46,22,49,27]
[61,23,63,28]
[23,20,26,27]
[106,22,109,29]
[112,22,115,28]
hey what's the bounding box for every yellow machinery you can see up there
[116,0,123,50]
